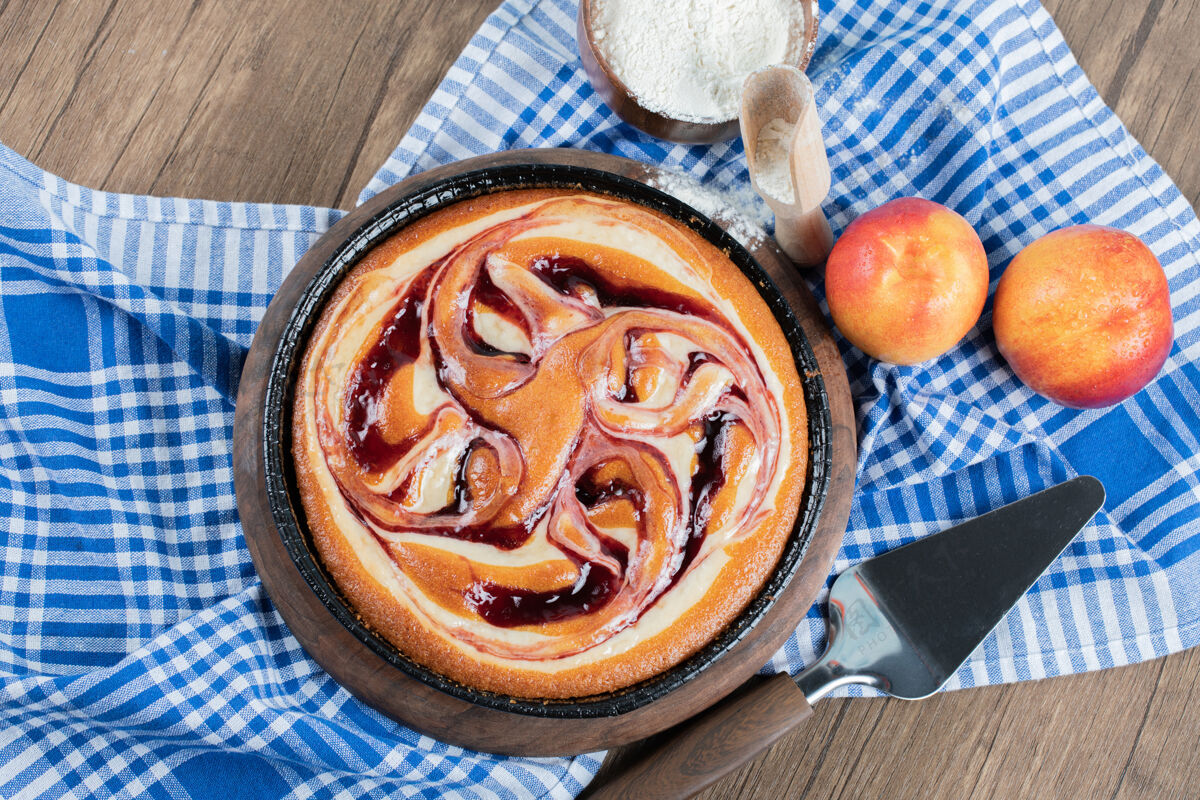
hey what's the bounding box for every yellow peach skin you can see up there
[993,225,1173,409]
[825,197,989,365]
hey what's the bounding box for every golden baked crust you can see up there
[292,188,807,699]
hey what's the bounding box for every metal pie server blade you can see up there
[584,476,1106,800]
[796,474,1106,702]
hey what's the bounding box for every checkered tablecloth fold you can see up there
[2,0,1198,796]
[0,143,599,799]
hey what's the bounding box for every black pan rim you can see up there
[261,162,833,718]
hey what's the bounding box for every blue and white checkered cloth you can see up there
[1,0,1197,797]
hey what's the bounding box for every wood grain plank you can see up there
[1111,645,1200,799]
[329,0,498,207]
[691,651,1169,800]
[0,0,63,118]
[0,0,496,208]
[1043,0,1200,204]
[0,0,114,157]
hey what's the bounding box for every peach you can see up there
[825,197,989,365]
[993,225,1173,409]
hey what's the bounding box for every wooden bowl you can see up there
[233,149,856,755]
[577,0,820,144]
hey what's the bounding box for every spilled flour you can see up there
[646,170,771,251]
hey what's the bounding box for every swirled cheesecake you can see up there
[293,188,807,699]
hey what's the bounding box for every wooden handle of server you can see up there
[582,672,814,800]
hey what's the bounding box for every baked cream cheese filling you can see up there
[295,191,805,695]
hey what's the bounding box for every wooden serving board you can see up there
[232,148,856,756]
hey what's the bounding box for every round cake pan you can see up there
[233,149,852,754]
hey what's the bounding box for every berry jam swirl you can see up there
[296,193,802,686]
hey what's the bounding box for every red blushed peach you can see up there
[825,197,989,365]
[993,225,1173,409]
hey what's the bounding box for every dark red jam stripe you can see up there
[467,552,624,628]
[344,273,431,472]
[530,254,724,325]
[337,248,751,627]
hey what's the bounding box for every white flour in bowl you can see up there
[590,0,807,123]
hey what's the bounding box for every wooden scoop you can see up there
[740,65,834,266]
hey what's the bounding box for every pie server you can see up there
[587,475,1106,800]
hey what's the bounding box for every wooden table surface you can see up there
[2,1,1197,797]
